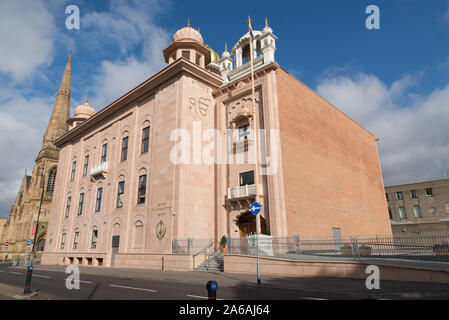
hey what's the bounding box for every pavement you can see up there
[1,263,449,300]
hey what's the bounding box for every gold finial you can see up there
[225,43,228,52]
[265,17,269,28]
[247,16,252,26]
[86,97,89,104]
[198,26,200,33]
[187,19,190,27]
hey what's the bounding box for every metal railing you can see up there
[175,234,449,269]
[290,234,449,265]
[227,184,257,199]
[12,256,40,267]
[90,162,108,176]
[172,238,214,254]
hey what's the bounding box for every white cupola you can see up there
[259,18,278,64]
[225,18,278,83]
[218,43,234,82]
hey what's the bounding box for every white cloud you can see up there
[0,94,54,217]
[0,0,172,217]
[81,0,171,108]
[317,72,449,186]
[0,0,56,81]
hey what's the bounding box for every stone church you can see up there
[0,53,72,260]
[41,21,392,268]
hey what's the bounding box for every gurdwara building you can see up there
[42,22,392,268]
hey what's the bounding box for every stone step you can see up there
[194,254,224,272]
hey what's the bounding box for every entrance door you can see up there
[237,212,267,237]
[332,227,342,250]
[111,235,120,267]
[239,223,256,237]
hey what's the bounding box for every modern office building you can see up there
[386,179,449,236]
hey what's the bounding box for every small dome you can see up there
[173,26,203,44]
[74,100,95,118]
[205,45,220,64]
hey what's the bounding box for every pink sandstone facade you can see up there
[42,23,391,267]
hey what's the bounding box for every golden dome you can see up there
[205,45,220,64]
[173,26,204,44]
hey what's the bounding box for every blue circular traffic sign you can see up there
[26,241,32,246]
[250,202,261,215]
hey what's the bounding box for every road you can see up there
[0,263,449,300]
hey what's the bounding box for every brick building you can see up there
[42,22,391,267]
[386,179,449,236]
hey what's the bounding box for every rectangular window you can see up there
[138,174,147,204]
[73,232,79,249]
[425,188,433,197]
[78,193,84,215]
[388,208,393,219]
[399,206,407,219]
[101,143,108,163]
[238,124,250,141]
[121,137,128,161]
[240,171,255,186]
[91,230,98,249]
[445,203,449,214]
[65,197,71,218]
[142,126,150,153]
[117,181,125,208]
[396,192,403,200]
[413,205,422,218]
[182,50,190,60]
[410,190,417,199]
[60,233,66,250]
[83,155,89,176]
[385,193,389,201]
[71,161,76,181]
[95,188,103,212]
[195,53,201,65]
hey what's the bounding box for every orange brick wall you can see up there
[276,69,392,238]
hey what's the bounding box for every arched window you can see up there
[134,221,144,247]
[91,228,98,249]
[47,168,57,193]
[242,44,250,64]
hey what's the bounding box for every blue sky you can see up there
[1,0,449,217]
[27,0,449,102]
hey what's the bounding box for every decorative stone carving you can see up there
[226,96,259,128]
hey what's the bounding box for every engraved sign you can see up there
[152,202,172,217]
[156,220,166,242]
[189,97,211,117]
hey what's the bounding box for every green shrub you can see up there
[220,235,227,248]
[358,245,372,250]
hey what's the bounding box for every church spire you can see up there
[37,52,71,161]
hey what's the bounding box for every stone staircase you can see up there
[194,253,224,272]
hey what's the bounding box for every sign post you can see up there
[25,240,32,266]
[251,202,262,285]
[23,265,33,294]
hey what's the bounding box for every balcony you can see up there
[228,184,257,200]
[233,139,252,153]
[90,162,108,178]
